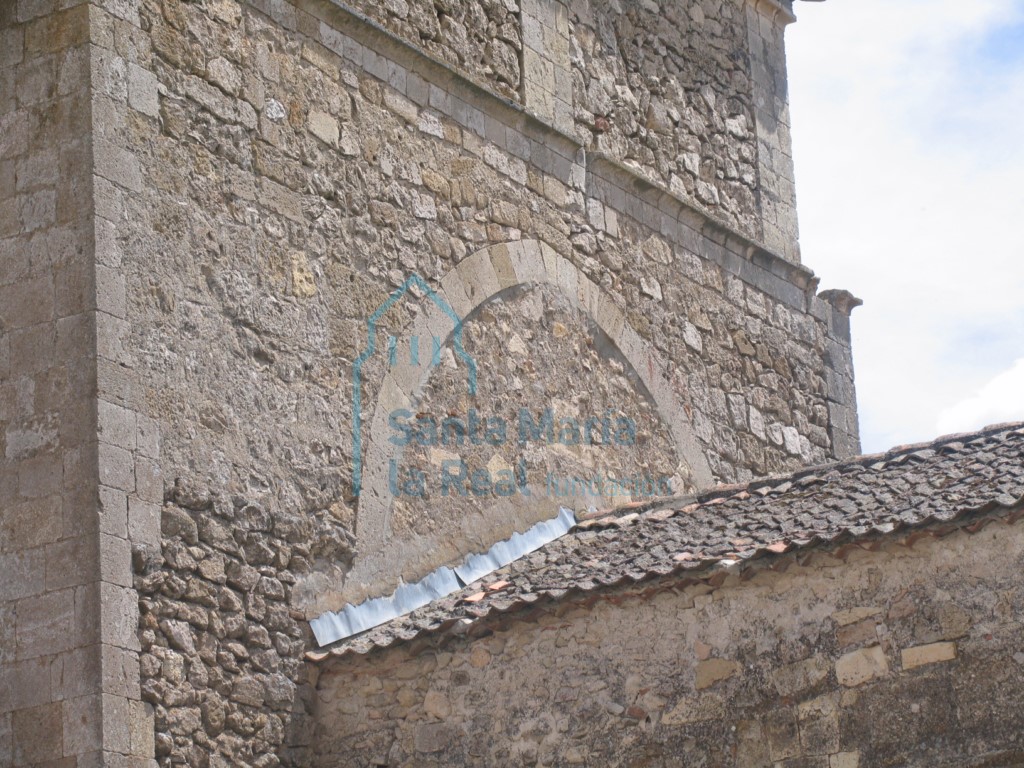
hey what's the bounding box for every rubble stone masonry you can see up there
[314,514,1024,767]
[1,0,857,765]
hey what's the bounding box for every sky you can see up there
[786,0,1024,452]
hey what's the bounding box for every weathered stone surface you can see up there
[833,606,881,627]
[313,514,1024,767]
[835,646,890,688]
[695,658,741,689]
[570,0,766,243]
[773,655,830,697]
[661,693,725,725]
[901,642,957,671]
[344,0,522,100]
[0,4,114,764]
[137,489,351,765]
[2,0,862,765]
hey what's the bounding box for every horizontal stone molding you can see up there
[819,289,863,317]
[258,0,582,151]
[586,154,826,313]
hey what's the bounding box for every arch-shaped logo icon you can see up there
[352,274,477,497]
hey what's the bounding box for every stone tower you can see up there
[0,0,857,764]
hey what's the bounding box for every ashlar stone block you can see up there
[901,642,956,671]
[836,645,889,687]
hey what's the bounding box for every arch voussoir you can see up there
[347,239,714,600]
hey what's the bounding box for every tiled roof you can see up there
[308,422,1024,660]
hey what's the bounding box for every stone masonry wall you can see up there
[0,0,847,765]
[569,0,762,240]
[2,0,163,765]
[0,0,856,764]
[379,280,685,586]
[136,485,337,766]
[313,513,1024,767]
[565,0,801,261]
[342,0,523,102]
[746,0,801,259]
[0,4,105,765]
[115,0,858,762]
[577,177,842,485]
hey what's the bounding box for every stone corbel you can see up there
[747,0,798,26]
[819,289,864,317]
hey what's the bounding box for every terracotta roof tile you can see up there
[310,422,1024,659]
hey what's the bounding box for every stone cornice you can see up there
[587,153,823,309]
[819,289,863,317]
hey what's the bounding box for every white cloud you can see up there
[786,0,1024,452]
[936,358,1024,435]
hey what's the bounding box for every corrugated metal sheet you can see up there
[455,507,576,585]
[310,507,577,647]
[310,567,461,646]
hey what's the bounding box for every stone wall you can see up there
[570,0,761,238]
[136,486,332,766]
[578,168,848,485]
[0,4,103,765]
[343,0,523,102]
[129,0,853,590]
[2,0,162,764]
[746,0,801,258]
[567,0,800,260]
[2,0,857,763]
[381,279,685,581]
[119,0,857,761]
[312,511,1024,767]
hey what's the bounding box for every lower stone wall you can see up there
[135,485,355,767]
[312,511,1024,767]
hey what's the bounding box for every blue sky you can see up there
[979,16,1024,63]
[786,0,1024,452]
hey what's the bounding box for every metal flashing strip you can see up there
[309,567,461,647]
[455,506,576,585]
[310,507,577,647]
